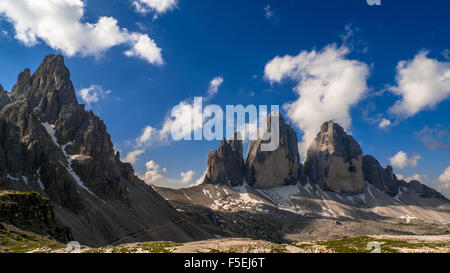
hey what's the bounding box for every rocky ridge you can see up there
[0,55,212,246]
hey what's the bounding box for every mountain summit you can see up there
[0,55,210,246]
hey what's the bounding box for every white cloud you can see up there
[142,160,195,188]
[123,33,163,65]
[206,76,223,99]
[133,0,178,15]
[0,0,163,64]
[389,51,450,118]
[122,149,144,164]
[438,166,450,188]
[123,76,222,166]
[77,85,111,107]
[378,118,391,129]
[398,173,424,182]
[443,49,450,60]
[264,45,370,156]
[389,151,421,170]
[192,171,206,187]
[143,160,167,184]
[138,126,155,144]
[180,170,195,183]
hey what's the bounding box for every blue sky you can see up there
[0,0,449,194]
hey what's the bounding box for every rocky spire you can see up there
[12,54,78,123]
[0,55,209,245]
[362,155,401,196]
[204,132,245,187]
[304,121,366,194]
[245,113,301,188]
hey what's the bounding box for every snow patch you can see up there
[183,193,192,201]
[7,174,19,182]
[41,122,59,147]
[59,160,96,196]
[202,188,213,199]
[37,177,45,191]
[257,184,300,207]
[36,167,45,191]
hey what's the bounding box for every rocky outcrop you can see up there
[0,190,72,243]
[0,55,211,246]
[362,155,446,199]
[245,113,301,188]
[204,133,245,187]
[0,85,12,109]
[304,121,366,194]
[406,180,447,199]
[362,155,402,196]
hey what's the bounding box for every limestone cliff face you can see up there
[362,155,401,196]
[245,113,301,188]
[0,55,211,246]
[304,121,366,194]
[0,190,72,243]
[362,155,446,199]
[204,133,245,187]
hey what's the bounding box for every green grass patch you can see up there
[315,236,450,253]
[137,241,181,253]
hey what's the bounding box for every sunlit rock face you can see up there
[304,121,366,194]
[245,113,301,189]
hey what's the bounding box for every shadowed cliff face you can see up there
[204,132,245,187]
[0,55,212,246]
[0,190,73,243]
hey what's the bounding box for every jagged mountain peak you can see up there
[246,113,300,188]
[304,120,365,194]
[11,54,78,123]
[310,120,362,160]
[0,55,211,246]
[204,132,245,187]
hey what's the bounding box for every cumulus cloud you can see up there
[142,160,195,188]
[438,166,450,188]
[192,171,206,187]
[378,118,391,129]
[77,85,111,107]
[389,51,450,118]
[264,45,370,156]
[443,49,450,60]
[122,149,144,164]
[389,151,421,170]
[133,0,178,15]
[397,173,425,182]
[123,97,204,164]
[0,0,163,64]
[206,76,224,99]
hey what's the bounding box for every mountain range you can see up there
[1,55,449,248]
